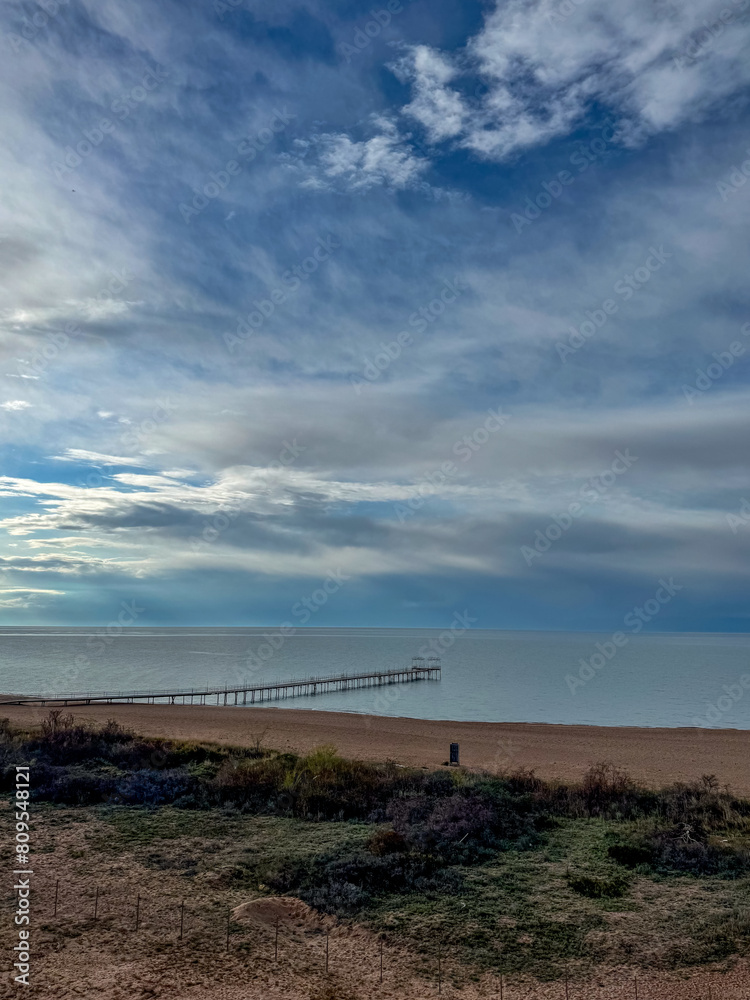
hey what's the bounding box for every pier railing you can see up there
[0,657,441,707]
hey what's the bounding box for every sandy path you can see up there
[2,701,749,793]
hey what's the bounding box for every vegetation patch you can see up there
[2,714,750,980]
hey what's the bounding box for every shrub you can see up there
[367,828,407,856]
[607,843,653,868]
[116,768,195,807]
[649,826,750,877]
[568,873,630,898]
[387,789,537,860]
[31,764,117,805]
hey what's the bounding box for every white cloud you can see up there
[394,0,750,160]
[291,116,429,192]
[1,400,32,411]
[395,46,466,143]
[0,587,65,609]
[50,448,147,467]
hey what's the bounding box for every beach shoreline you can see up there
[2,700,749,794]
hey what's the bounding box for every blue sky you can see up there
[1,0,749,630]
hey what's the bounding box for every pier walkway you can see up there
[0,657,441,707]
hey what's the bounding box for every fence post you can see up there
[275,916,279,961]
[179,901,185,940]
[53,880,59,917]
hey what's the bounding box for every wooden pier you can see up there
[1,657,441,708]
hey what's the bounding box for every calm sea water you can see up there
[0,627,748,729]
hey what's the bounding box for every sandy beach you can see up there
[3,700,749,794]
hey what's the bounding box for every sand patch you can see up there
[233,896,334,932]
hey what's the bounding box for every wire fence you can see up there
[4,878,743,998]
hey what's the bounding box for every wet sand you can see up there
[3,700,749,793]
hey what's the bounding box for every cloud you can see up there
[393,0,750,159]
[0,389,748,596]
[0,553,149,577]
[51,449,148,467]
[1,400,32,411]
[0,0,748,627]
[0,588,65,609]
[289,116,429,192]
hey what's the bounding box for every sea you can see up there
[0,627,748,729]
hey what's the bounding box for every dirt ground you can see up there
[1,700,749,795]
[1,806,748,1000]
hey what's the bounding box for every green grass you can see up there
[361,818,750,980]
[88,804,376,888]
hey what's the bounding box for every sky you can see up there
[0,0,749,630]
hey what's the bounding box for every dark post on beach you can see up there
[449,742,459,765]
